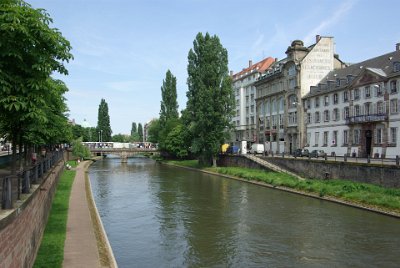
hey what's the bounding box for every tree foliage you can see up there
[147,119,160,143]
[186,32,234,166]
[0,0,73,172]
[97,98,112,142]
[137,123,143,142]
[160,70,179,127]
[71,137,90,159]
[131,122,137,136]
[164,123,190,159]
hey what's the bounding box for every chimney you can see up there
[230,70,233,76]
[316,35,321,43]
[396,43,400,51]
[249,60,252,67]
[274,58,278,62]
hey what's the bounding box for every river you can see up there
[89,157,400,267]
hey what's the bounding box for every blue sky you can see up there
[28,0,399,134]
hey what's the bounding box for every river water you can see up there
[89,157,400,267]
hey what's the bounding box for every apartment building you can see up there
[230,57,275,147]
[255,36,345,154]
[303,44,400,158]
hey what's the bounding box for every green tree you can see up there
[164,123,190,159]
[71,137,90,159]
[186,32,234,166]
[147,119,160,143]
[131,122,137,136]
[97,99,112,142]
[160,70,179,126]
[138,123,143,142]
[0,0,73,172]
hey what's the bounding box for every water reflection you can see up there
[89,158,400,268]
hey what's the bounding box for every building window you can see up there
[236,109,239,116]
[315,112,320,123]
[251,105,254,113]
[343,130,348,145]
[332,108,339,121]
[365,86,371,98]
[354,105,360,116]
[390,127,397,144]
[344,107,350,119]
[390,99,398,114]
[375,85,383,97]
[288,65,296,76]
[333,93,338,104]
[306,99,311,109]
[343,91,348,102]
[336,78,341,87]
[354,129,360,144]
[288,95,297,108]
[354,88,360,100]
[315,97,320,108]
[307,113,311,124]
[279,115,284,129]
[377,101,385,114]
[307,133,311,146]
[376,128,382,144]
[324,110,330,122]
[332,131,338,146]
[394,62,400,72]
[390,80,398,93]
[324,95,329,106]
[315,132,319,146]
[364,102,371,115]
[289,78,296,89]
[323,131,329,146]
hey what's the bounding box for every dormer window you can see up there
[394,62,400,72]
[336,78,341,87]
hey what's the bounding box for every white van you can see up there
[249,143,264,154]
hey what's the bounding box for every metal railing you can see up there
[1,150,64,210]
[345,113,388,124]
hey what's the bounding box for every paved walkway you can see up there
[63,162,101,268]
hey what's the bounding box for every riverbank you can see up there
[34,159,117,267]
[164,160,400,218]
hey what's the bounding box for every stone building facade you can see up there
[254,36,345,154]
[303,44,400,158]
[230,57,275,147]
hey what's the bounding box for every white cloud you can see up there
[303,0,356,44]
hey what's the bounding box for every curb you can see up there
[84,161,118,268]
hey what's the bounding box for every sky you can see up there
[28,0,400,134]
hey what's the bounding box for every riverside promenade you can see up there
[63,161,117,268]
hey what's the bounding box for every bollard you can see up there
[282,152,284,158]
[22,170,30,194]
[324,155,327,161]
[324,172,330,180]
[344,154,347,162]
[367,155,371,164]
[396,155,400,166]
[1,177,13,209]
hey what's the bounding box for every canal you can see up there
[89,158,400,267]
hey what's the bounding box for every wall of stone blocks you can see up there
[0,162,64,268]
[217,155,400,188]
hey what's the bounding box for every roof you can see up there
[232,57,275,80]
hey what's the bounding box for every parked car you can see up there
[310,150,326,158]
[249,143,264,154]
[293,148,309,157]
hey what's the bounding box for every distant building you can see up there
[303,43,400,158]
[255,36,346,154]
[230,57,275,147]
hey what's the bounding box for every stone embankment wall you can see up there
[217,155,400,188]
[0,161,64,267]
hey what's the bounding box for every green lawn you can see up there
[34,162,76,268]
[167,160,400,213]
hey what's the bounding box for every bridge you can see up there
[86,145,159,163]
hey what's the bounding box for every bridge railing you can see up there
[1,150,64,210]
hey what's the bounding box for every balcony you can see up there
[345,113,388,124]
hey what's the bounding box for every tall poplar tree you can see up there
[97,99,112,142]
[186,32,234,166]
[160,70,179,127]
[138,123,143,142]
[131,122,137,136]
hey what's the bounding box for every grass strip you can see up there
[167,160,400,213]
[33,162,76,268]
